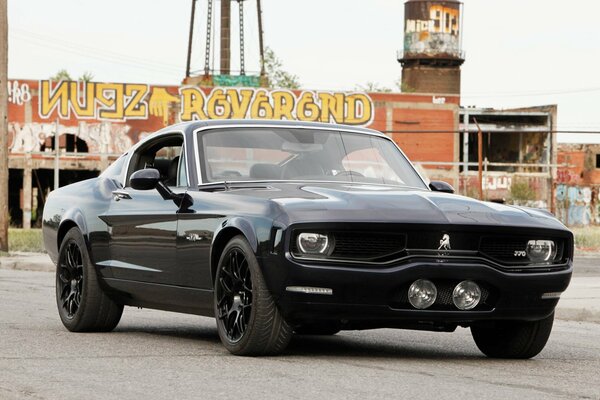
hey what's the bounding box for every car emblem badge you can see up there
[437,234,451,258]
[438,234,451,250]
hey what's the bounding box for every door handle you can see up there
[112,190,132,201]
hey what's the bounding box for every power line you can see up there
[12,27,183,71]
[462,86,600,98]
[11,29,182,76]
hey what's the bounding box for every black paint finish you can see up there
[42,120,574,331]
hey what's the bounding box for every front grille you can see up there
[331,232,406,260]
[480,238,529,262]
[289,225,569,269]
[291,231,406,262]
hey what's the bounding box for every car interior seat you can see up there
[164,156,180,186]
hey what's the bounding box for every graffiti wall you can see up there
[555,185,598,226]
[7,79,376,155]
[404,1,462,56]
[7,79,460,158]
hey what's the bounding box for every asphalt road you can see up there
[1,269,599,400]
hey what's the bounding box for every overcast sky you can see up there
[8,0,600,142]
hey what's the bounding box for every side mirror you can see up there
[130,167,193,210]
[429,180,455,194]
[130,168,160,190]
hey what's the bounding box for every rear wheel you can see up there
[56,227,123,332]
[471,313,554,359]
[214,236,292,356]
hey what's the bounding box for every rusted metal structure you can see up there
[398,0,465,94]
[183,0,264,87]
[456,106,558,210]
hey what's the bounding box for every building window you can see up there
[596,154,600,168]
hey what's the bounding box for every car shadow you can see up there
[113,321,484,360]
[113,323,221,344]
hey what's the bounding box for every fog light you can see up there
[453,280,481,310]
[408,279,437,309]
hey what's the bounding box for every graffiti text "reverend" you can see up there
[179,88,373,126]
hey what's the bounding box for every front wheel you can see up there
[214,236,292,356]
[56,227,123,332]
[471,313,554,359]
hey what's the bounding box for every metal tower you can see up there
[184,0,266,87]
[398,0,465,95]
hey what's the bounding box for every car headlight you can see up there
[297,233,333,255]
[526,240,556,263]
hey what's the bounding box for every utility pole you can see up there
[0,0,9,252]
[185,0,197,78]
[474,118,484,201]
[54,119,59,190]
[256,0,266,77]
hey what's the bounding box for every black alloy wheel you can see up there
[214,236,292,356]
[55,227,123,332]
[57,241,84,319]
[216,248,253,343]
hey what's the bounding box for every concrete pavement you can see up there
[1,268,600,400]
[1,252,599,323]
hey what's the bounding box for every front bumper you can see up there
[260,255,573,328]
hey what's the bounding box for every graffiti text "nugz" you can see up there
[179,87,374,126]
[39,80,149,120]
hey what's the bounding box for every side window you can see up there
[126,134,184,188]
[178,149,188,187]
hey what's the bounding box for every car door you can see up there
[175,142,222,290]
[99,133,185,285]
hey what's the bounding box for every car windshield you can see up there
[199,127,427,188]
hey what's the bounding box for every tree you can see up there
[79,72,94,82]
[354,82,392,93]
[50,70,94,82]
[51,69,72,81]
[263,47,300,89]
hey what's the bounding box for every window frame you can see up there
[192,124,429,189]
[123,131,190,189]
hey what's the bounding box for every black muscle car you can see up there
[43,120,573,358]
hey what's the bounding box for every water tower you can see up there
[398,0,464,95]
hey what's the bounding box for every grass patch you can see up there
[571,226,600,252]
[8,228,45,253]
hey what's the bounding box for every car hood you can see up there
[223,182,567,230]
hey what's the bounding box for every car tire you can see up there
[56,227,123,332]
[470,313,554,359]
[214,235,292,356]
[294,323,341,336]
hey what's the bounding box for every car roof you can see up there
[151,119,386,139]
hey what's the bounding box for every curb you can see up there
[556,307,600,324]
[0,253,54,273]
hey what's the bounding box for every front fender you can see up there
[209,216,276,283]
[60,208,90,243]
[218,217,259,253]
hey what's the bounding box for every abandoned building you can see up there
[5,0,577,227]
